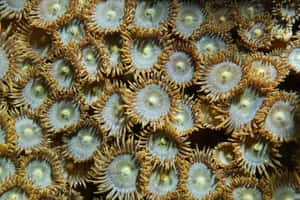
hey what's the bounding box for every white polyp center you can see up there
[107,10,117,18]
[221,71,232,80]
[143,46,152,56]
[61,65,70,75]
[296,55,300,61]
[148,95,159,106]
[176,61,185,70]
[254,28,262,37]
[196,175,206,186]
[121,166,131,177]
[24,127,33,136]
[33,168,43,179]
[61,108,72,120]
[184,15,194,23]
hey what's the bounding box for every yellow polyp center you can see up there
[257,68,266,76]
[86,53,94,62]
[160,136,167,145]
[225,152,233,161]
[253,28,262,37]
[82,135,92,144]
[184,15,193,24]
[146,8,155,16]
[241,99,250,108]
[274,111,285,121]
[143,46,152,56]
[11,193,19,199]
[91,86,98,94]
[35,85,45,95]
[107,10,116,18]
[66,161,74,170]
[247,7,254,14]
[219,16,226,23]
[24,127,33,136]
[252,143,263,152]
[111,45,119,54]
[174,113,185,123]
[148,95,158,106]
[22,64,30,72]
[70,26,79,37]
[160,173,169,183]
[205,44,214,52]
[61,108,72,120]
[296,55,300,61]
[241,193,254,200]
[283,197,292,200]
[176,61,185,70]
[121,166,131,177]
[0,167,3,174]
[52,3,61,13]
[33,168,43,179]
[196,176,206,186]
[221,71,231,80]
[61,65,70,75]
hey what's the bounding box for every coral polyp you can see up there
[0,0,300,199]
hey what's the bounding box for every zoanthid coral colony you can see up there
[0,0,300,199]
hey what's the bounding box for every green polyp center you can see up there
[0,166,2,174]
[159,136,167,145]
[60,108,73,121]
